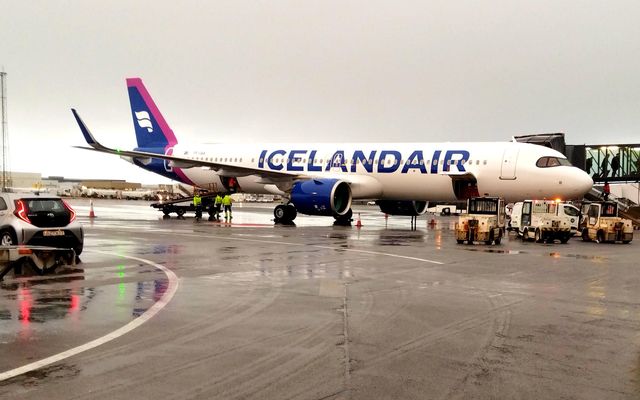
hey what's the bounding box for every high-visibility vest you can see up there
[222,195,232,206]
[214,195,223,205]
[193,195,202,206]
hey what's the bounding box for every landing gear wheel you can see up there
[274,204,297,223]
[285,204,297,221]
[274,204,287,220]
[333,208,353,226]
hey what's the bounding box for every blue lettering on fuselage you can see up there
[267,149,286,171]
[401,150,427,173]
[351,150,376,173]
[325,151,348,172]
[258,149,470,174]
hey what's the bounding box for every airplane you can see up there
[71,78,593,224]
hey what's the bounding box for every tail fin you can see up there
[126,78,178,149]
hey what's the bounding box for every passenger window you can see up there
[0,197,6,210]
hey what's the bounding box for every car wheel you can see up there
[0,229,17,246]
[535,229,542,243]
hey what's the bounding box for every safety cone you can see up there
[356,213,362,228]
[89,200,96,218]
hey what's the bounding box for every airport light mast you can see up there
[0,70,10,192]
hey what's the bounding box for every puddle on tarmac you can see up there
[460,248,608,261]
[0,263,169,342]
[462,248,525,255]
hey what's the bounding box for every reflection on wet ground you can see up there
[0,253,168,349]
[460,247,608,261]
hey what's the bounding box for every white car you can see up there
[0,193,84,255]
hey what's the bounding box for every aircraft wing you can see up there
[71,109,304,180]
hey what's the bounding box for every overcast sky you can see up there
[1,1,639,183]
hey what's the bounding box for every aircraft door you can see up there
[500,145,520,180]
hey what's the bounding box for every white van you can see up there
[510,200,575,243]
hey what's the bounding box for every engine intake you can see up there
[291,179,352,216]
[377,200,428,216]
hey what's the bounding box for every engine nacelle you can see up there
[377,200,428,216]
[291,179,352,216]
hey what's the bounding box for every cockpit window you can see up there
[536,156,572,168]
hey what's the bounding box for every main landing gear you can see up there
[273,204,354,226]
[274,204,297,224]
[333,208,353,226]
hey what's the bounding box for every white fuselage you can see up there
[147,141,592,203]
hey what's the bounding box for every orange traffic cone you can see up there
[89,200,96,218]
[356,213,362,228]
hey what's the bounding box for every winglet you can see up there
[71,109,111,152]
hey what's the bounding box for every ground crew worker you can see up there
[214,193,223,219]
[193,191,202,220]
[222,193,233,220]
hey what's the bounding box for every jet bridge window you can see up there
[536,156,572,168]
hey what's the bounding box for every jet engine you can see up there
[290,179,352,216]
[377,200,428,216]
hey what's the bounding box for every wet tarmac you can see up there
[1,199,639,399]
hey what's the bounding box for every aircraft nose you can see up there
[575,168,593,197]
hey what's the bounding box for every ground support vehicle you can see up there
[0,246,76,280]
[580,201,633,244]
[455,197,505,245]
[512,200,573,243]
[151,193,217,219]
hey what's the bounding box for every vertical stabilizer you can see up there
[126,78,177,149]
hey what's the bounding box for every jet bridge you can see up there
[513,133,640,184]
